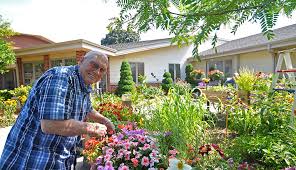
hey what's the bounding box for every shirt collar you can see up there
[75,65,92,93]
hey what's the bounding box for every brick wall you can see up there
[43,55,49,71]
[76,50,86,64]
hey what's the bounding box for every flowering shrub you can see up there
[191,69,205,80]
[84,126,165,170]
[95,102,132,122]
[208,70,224,81]
[183,143,229,169]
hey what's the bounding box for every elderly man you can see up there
[0,51,115,169]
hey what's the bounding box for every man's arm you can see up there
[86,109,115,133]
[41,119,106,137]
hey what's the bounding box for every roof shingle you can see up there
[200,24,296,58]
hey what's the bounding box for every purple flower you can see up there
[164,131,172,137]
[97,165,104,170]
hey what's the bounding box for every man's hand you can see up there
[86,122,107,137]
[86,110,115,134]
[103,119,115,134]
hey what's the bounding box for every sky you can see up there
[1,0,296,44]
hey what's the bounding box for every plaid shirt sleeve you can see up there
[38,73,73,120]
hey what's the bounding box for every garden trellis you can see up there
[271,48,296,127]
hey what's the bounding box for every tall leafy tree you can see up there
[101,17,140,45]
[114,0,296,60]
[0,15,15,74]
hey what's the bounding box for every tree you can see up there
[161,72,173,94]
[185,64,194,85]
[115,0,296,60]
[0,15,15,74]
[116,61,135,96]
[101,17,140,45]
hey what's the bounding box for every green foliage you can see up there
[225,83,296,168]
[116,61,135,96]
[172,79,191,95]
[115,0,296,60]
[10,85,31,97]
[235,67,257,91]
[0,89,13,100]
[101,17,140,45]
[185,64,194,84]
[0,98,17,127]
[0,15,16,74]
[143,89,210,158]
[161,72,173,94]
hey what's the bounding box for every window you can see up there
[0,70,16,90]
[207,59,233,78]
[51,58,76,67]
[129,62,144,84]
[23,62,44,85]
[169,64,181,82]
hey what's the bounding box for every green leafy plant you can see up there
[235,67,256,92]
[143,89,210,158]
[185,64,194,85]
[116,61,135,96]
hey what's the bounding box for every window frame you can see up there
[129,62,145,84]
[22,61,44,85]
[50,57,76,67]
[168,63,181,82]
[207,59,233,78]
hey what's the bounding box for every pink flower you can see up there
[104,161,114,170]
[119,165,129,170]
[142,144,150,151]
[104,154,112,161]
[124,151,131,160]
[150,143,157,149]
[169,149,178,156]
[124,142,131,149]
[106,148,114,155]
[141,156,150,167]
[131,158,139,167]
[105,161,113,167]
[138,136,145,143]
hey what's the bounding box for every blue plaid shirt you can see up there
[0,65,93,169]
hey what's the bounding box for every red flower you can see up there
[198,144,211,156]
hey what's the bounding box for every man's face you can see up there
[79,56,108,85]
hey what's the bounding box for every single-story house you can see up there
[188,24,296,78]
[1,33,227,91]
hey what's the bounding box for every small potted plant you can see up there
[208,70,224,86]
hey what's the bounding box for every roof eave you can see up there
[15,39,116,56]
[114,42,178,56]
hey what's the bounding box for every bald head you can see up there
[82,51,108,64]
[79,51,108,85]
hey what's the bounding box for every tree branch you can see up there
[168,4,266,17]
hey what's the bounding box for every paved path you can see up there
[0,126,12,156]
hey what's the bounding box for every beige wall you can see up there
[109,45,193,84]
[20,51,76,63]
[239,50,273,73]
